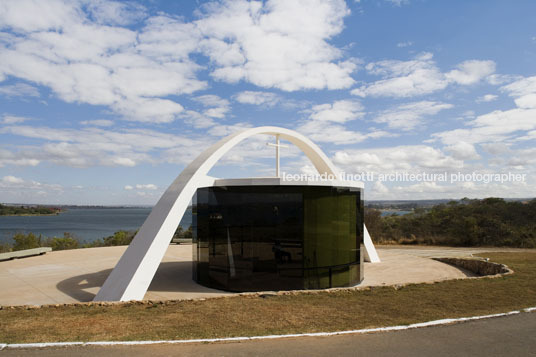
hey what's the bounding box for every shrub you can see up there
[0,242,12,253]
[45,233,80,251]
[82,239,104,248]
[102,230,136,246]
[12,232,42,251]
[173,225,192,239]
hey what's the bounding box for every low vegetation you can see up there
[81,230,138,248]
[0,204,62,216]
[366,198,536,248]
[3,232,85,252]
[0,252,534,343]
[0,226,193,253]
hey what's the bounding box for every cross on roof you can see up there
[266,134,288,177]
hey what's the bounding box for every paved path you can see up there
[0,245,481,306]
[2,311,535,356]
[0,245,230,306]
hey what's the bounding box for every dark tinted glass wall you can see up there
[192,185,363,292]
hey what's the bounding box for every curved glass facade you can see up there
[192,185,363,292]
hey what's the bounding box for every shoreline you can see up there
[0,213,62,217]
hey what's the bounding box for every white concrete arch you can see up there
[95,126,379,302]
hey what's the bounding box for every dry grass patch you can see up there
[1,252,535,343]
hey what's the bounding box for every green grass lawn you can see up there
[1,252,535,344]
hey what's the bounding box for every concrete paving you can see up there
[0,245,487,306]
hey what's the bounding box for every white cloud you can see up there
[0,175,65,202]
[459,110,476,120]
[0,0,361,125]
[0,1,204,123]
[503,147,536,167]
[179,110,216,129]
[80,119,114,127]
[352,53,496,98]
[373,101,453,131]
[486,74,520,85]
[514,94,536,109]
[396,41,413,48]
[110,157,136,167]
[368,180,534,201]
[501,75,536,109]
[445,141,480,160]
[194,94,229,108]
[125,183,158,191]
[233,91,304,110]
[308,100,364,123]
[0,124,208,168]
[1,114,30,124]
[485,147,536,169]
[178,95,231,128]
[445,60,496,85]
[352,53,448,98]
[480,142,510,155]
[112,97,185,123]
[0,148,40,167]
[0,0,81,33]
[83,0,147,26]
[372,181,389,194]
[196,0,357,91]
[234,91,281,107]
[431,108,536,145]
[0,82,39,97]
[207,123,253,137]
[333,145,463,173]
[386,0,409,6]
[297,120,391,145]
[135,184,157,190]
[193,95,230,119]
[476,94,498,103]
[472,108,536,133]
[296,100,391,145]
[516,130,536,142]
[2,175,24,184]
[0,175,62,192]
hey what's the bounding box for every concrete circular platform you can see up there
[0,245,487,306]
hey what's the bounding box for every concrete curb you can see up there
[1,307,535,350]
[0,247,52,262]
[433,257,513,277]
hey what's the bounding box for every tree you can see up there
[364,209,383,242]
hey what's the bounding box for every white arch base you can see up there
[94,126,380,302]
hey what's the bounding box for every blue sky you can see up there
[0,0,535,205]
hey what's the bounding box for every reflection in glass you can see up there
[192,185,363,292]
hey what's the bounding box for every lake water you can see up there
[0,207,192,245]
[1,206,409,245]
[380,210,413,217]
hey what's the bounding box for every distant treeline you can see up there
[0,204,62,216]
[366,203,419,210]
[0,226,192,253]
[365,197,536,248]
